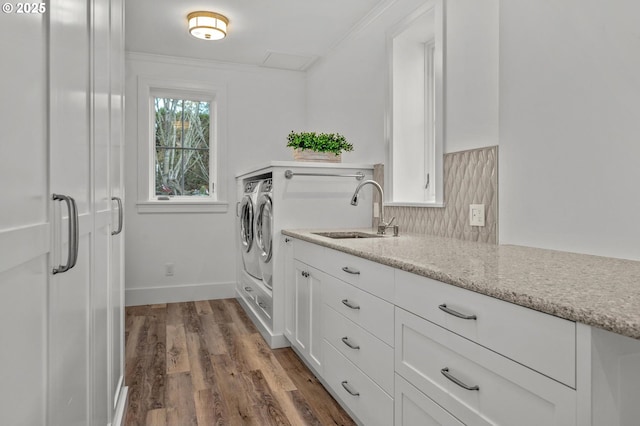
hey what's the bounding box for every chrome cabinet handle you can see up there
[341,337,360,350]
[441,367,479,391]
[52,194,79,274]
[439,304,477,320]
[341,381,360,397]
[111,196,123,235]
[244,286,253,292]
[342,266,360,275]
[341,299,360,310]
[258,301,267,309]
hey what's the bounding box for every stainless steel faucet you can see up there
[350,180,398,235]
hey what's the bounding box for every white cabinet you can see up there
[0,1,126,424]
[395,269,576,388]
[395,308,576,426]
[284,239,325,373]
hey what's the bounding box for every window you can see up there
[387,0,444,206]
[136,77,228,213]
[154,97,211,197]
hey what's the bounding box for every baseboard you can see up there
[125,281,235,306]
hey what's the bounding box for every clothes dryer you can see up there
[239,179,261,279]
[255,178,274,289]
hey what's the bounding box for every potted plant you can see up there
[286,131,354,162]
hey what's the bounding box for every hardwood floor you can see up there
[124,299,356,426]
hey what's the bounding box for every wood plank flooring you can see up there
[124,299,356,426]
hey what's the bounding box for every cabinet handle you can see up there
[341,381,360,397]
[301,271,310,278]
[438,304,477,320]
[341,266,360,275]
[341,337,360,350]
[258,301,267,309]
[52,194,79,274]
[111,196,123,235]
[244,286,253,292]
[341,299,360,310]
[285,237,290,243]
[441,367,480,391]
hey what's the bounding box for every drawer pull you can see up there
[341,299,361,310]
[341,336,360,350]
[341,266,361,275]
[341,381,360,397]
[441,367,480,391]
[244,286,253,292]
[439,304,477,320]
[301,271,310,278]
[258,301,268,309]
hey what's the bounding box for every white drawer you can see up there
[395,308,576,426]
[395,374,464,426]
[395,269,576,387]
[323,340,394,426]
[323,248,394,301]
[323,304,394,394]
[323,273,394,346]
[293,238,326,268]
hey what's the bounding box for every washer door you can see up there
[255,194,273,263]
[240,195,254,253]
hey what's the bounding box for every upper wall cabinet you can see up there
[386,0,444,206]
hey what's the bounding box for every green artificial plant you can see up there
[286,131,354,155]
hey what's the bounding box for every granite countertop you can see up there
[282,228,640,340]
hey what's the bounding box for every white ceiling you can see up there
[125,0,385,71]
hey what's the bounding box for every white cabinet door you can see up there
[290,260,323,373]
[49,0,93,423]
[0,11,49,426]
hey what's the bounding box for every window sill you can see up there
[136,200,229,214]
[384,201,445,208]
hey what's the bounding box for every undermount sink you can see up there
[312,231,383,239]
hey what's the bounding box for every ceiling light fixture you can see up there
[187,11,229,41]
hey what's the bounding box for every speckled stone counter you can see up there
[282,228,640,340]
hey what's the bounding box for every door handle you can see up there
[111,196,123,235]
[52,194,79,274]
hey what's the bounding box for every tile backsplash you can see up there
[375,146,498,244]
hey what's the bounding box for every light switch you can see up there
[470,204,485,227]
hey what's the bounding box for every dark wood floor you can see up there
[124,298,356,426]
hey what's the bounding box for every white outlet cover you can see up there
[470,204,485,227]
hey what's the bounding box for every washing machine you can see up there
[239,179,262,279]
[255,178,274,289]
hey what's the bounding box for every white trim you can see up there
[136,76,228,210]
[109,386,128,426]
[384,201,445,208]
[0,223,50,273]
[126,52,305,76]
[236,290,290,348]
[135,201,229,214]
[125,281,235,306]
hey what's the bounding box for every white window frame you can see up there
[385,0,444,207]
[136,76,228,213]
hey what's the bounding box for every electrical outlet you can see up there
[469,204,485,227]
[165,262,174,277]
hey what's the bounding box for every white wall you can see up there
[124,54,306,304]
[498,0,640,260]
[306,0,499,161]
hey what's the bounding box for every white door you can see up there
[49,0,93,424]
[0,11,49,426]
